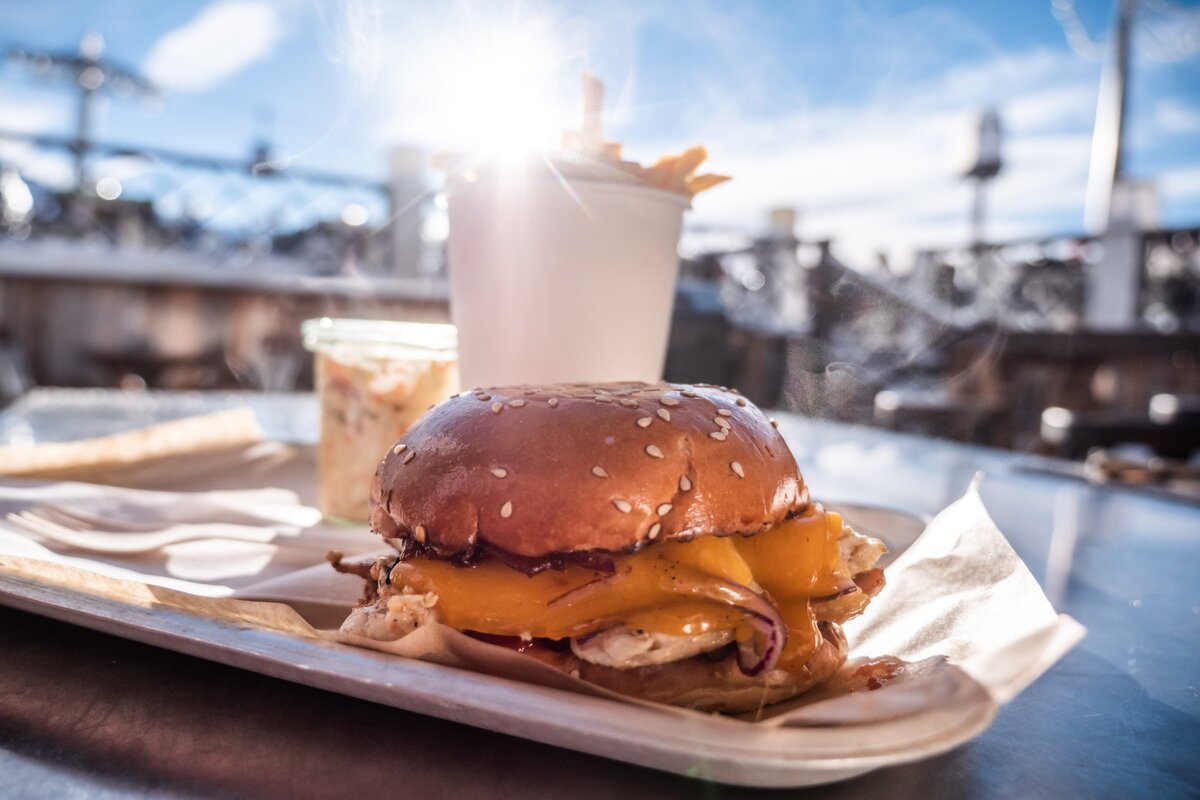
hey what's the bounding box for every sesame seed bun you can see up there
[370,382,809,557]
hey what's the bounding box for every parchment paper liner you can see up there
[0,479,1084,727]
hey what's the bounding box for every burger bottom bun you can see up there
[574,622,848,714]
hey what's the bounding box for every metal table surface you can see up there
[1,390,1197,799]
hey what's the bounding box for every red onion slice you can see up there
[736,610,784,677]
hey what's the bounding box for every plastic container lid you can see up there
[301,318,457,360]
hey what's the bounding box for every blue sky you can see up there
[1,0,1198,264]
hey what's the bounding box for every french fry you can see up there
[686,173,731,194]
[444,74,731,200]
[643,156,677,189]
[556,76,729,195]
[668,146,708,187]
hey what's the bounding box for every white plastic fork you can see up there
[35,503,300,535]
[4,508,286,554]
[40,496,321,531]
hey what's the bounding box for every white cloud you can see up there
[1154,98,1200,135]
[932,49,1087,109]
[680,47,1100,266]
[1134,3,1200,65]
[0,88,67,135]
[1005,86,1098,134]
[142,0,282,92]
[0,90,74,188]
[0,140,75,190]
[1160,166,1200,201]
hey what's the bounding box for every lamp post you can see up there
[1083,0,1143,329]
[1083,0,1135,234]
[962,109,1003,250]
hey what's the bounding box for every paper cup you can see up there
[446,177,689,387]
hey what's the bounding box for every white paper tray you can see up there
[0,504,997,788]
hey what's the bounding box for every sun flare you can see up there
[424,20,571,160]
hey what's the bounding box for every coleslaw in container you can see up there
[302,318,459,522]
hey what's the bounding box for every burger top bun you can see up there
[370,383,809,557]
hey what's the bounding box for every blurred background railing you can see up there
[668,221,1200,455]
[0,129,431,277]
[0,128,447,396]
[3,121,1198,466]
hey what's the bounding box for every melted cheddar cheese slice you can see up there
[388,506,864,669]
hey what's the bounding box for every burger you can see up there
[333,382,886,713]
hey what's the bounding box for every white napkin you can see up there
[844,477,1086,703]
[0,479,322,528]
[0,477,375,595]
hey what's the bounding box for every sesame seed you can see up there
[509,399,526,408]
[637,417,653,428]
[660,396,680,407]
[656,408,671,422]
[491,402,503,413]
[709,431,728,441]
[413,525,426,543]
[500,501,513,518]
[648,523,662,540]
[548,398,559,408]
[681,390,698,398]
[403,450,416,464]
[657,503,673,516]
[736,398,747,407]
[716,409,732,417]
[613,499,632,513]
[392,444,407,455]
[769,417,778,428]
[491,468,508,478]
[731,461,745,478]
[714,416,731,430]
[645,444,664,459]
[595,396,613,403]
[523,389,537,395]
[476,394,491,401]
[426,404,436,411]
[620,398,639,408]
[592,466,609,478]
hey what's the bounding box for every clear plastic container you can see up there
[302,318,459,522]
